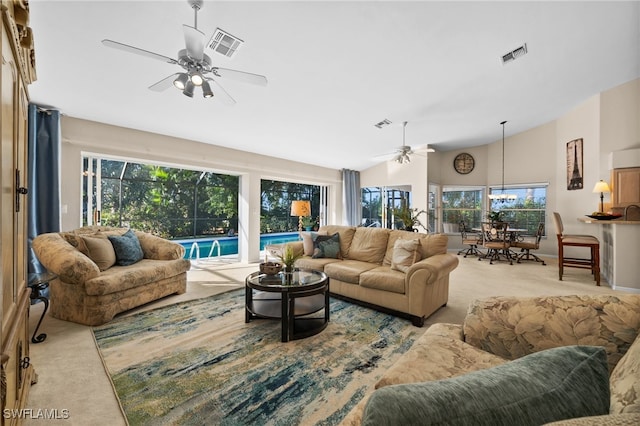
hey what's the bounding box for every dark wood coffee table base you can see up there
[245,270,329,342]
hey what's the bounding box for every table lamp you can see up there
[592,180,611,213]
[290,200,311,232]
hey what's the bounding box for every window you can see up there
[441,186,485,233]
[361,186,412,229]
[83,156,239,239]
[489,184,547,234]
[260,180,322,233]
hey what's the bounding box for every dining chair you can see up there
[513,222,546,265]
[457,221,482,258]
[479,222,512,265]
[552,212,600,286]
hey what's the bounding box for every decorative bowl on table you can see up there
[586,213,622,220]
[260,261,282,275]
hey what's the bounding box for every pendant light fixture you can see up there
[488,120,517,203]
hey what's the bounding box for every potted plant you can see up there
[393,206,428,232]
[301,216,317,231]
[278,244,302,273]
[487,211,504,225]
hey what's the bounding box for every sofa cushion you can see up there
[312,233,341,259]
[363,345,610,426]
[376,323,507,388]
[463,295,640,371]
[294,256,340,271]
[359,266,406,294]
[323,260,379,284]
[300,230,327,256]
[390,238,420,272]
[84,258,191,296]
[346,227,390,263]
[417,232,448,259]
[77,233,116,271]
[610,333,640,414]
[108,229,144,266]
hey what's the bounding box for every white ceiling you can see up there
[29,1,640,171]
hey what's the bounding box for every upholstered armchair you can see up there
[32,226,190,326]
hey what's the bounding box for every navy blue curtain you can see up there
[342,169,361,226]
[27,104,61,274]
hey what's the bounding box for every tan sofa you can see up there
[341,294,640,425]
[288,225,459,326]
[32,226,191,326]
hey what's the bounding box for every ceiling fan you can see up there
[376,121,435,164]
[101,0,267,104]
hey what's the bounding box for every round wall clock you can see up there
[453,153,475,174]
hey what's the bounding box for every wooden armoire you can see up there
[1,0,36,422]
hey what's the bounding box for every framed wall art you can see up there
[566,138,583,190]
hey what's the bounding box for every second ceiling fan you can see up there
[102,0,267,104]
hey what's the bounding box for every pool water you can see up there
[175,232,300,259]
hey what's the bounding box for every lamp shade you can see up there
[592,180,611,193]
[290,200,311,217]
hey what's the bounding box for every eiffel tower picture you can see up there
[567,139,583,190]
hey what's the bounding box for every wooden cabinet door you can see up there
[611,167,640,207]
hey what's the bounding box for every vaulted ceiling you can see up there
[29,1,640,170]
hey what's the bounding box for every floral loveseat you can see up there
[32,226,191,326]
[287,225,459,326]
[341,294,640,426]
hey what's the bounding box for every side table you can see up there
[28,272,57,343]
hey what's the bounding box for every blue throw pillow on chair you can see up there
[108,229,144,266]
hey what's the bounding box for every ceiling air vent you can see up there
[374,119,392,129]
[502,43,528,65]
[208,28,243,58]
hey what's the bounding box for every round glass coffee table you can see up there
[245,269,329,342]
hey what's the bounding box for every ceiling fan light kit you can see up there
[101,0,267,102]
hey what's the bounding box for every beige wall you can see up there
[59,117,342,262]
[418,78,638,257]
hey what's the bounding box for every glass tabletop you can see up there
[247,268,326,288]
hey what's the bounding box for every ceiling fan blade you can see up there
[102,39,178,64]
[183,25,205,61]
[149,73,181,92]
[207,78,236,105]
[213,67,268,86]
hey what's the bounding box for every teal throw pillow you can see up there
[362,345,610,426]
[108,229,144,266]
[312,233,340,259]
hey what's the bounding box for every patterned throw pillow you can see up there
[390,239,420,273]
[363,345,610,426]
[108,229,144,266]
[312,233,341,259]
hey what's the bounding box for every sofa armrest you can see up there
[462,295,640,370]
[406,253,459,286]
[32,233,100,285]
[135,232,185,260]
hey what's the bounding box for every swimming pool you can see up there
[175,232,300,260]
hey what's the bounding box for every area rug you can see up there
[92,289,426,426]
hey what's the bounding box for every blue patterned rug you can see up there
[92,289,424,425]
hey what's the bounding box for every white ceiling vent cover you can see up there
[374,119,392,129]
[502,43,528,64]
[208,28,243,58]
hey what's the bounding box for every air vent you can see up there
[502,43,528,64]
[208,28,243,58]
[374,119,392,129]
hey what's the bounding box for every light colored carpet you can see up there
[24,254,622,425]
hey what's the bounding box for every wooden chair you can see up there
[457,221,482,258]
[513,222,546,265]
[478,222,512,265]
[552,212,600,286]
